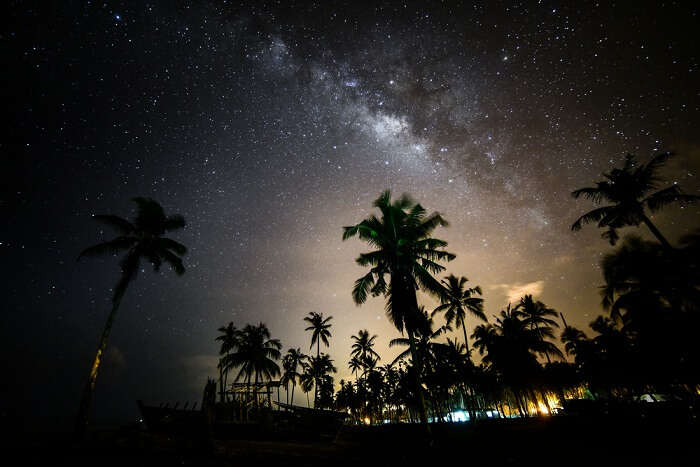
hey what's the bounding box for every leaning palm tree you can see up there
[75,197,187,439]
[304,312,333,358]
[432,274,486,350]
[343,190,455,434]
[571,152,699,248]
[350,329,381,362]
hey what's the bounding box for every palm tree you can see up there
[75,197,187,439]
[306,354,338,408]
[348,356,364,383]
[215,322,238,402]
[223,323,282,410]
[299,362,315,407]
[389,308,449,368]
[281,348,306,406]
[304,312,333,358]
[515,295,560,363]
[432,274,486,350]
[304,312,332,403]
[560,325,588,358]
[350,329,381,362]
[571,152,699,248]
[343,190,455,433]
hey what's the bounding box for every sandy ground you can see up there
[4,415,699,466]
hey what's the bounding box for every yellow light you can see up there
[363,417,371,425]
[538,402,549,415]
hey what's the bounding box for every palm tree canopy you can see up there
[571,152,699,245]
[216,322,239,356]
[350,329,381,361]
[343,190,455,334]
[304,312,333,350]
[223,323,282,382]
[514,295,559,331]
[389,308,449,365]
[433,274,486,323]
[78,197,187,303]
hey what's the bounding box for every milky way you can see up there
[3,1,699,424]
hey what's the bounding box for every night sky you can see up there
[3,1,699,427]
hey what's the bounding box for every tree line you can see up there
[75,151,699,437]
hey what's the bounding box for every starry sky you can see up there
[3,1,699,427]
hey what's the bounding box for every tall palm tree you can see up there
[306,354,338,408]
[281,348,306,406]
[515,295,560,363]
[304,312,333,358]
[348,356,364,383]
[560,325,588,358]
[350,329,381,362]
[215,322,238,401]
[343,190,455,433]
[223,323,282,409]
[432,274,486,350]
[75,197,187,439]
[571,152,699,248]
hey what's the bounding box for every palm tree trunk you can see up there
[223,362,229,400]
[218,365,225,403]
[291,382,296,406]
[74,293,124,440]
[461,321,470,351]
[254,372,259,410]
[407,328,432,437]
[641,214,673,249]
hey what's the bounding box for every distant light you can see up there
[115,14,121,21]
[363,417,371,425]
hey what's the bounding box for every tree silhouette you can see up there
[515,295,560,363]
[343,190,455,435]
[215,322,239,402]
[350,329,381,362]
[348,356,364,383]
[306,354,337,408]
[571,152,699,247]
[281,347,306,406]
[303,312,332,404]
[432,274,485,350]
[304,312,333,358]
[75,197,186,439]
[222,323,281,409]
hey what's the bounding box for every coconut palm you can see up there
[343,190,455,433]
[515,295,560,363]
[571,152,699,247]
[350,329,381,362]
[389,308,449,368]
[223,323,282,409]
[281,348,306,406]
[215,322,239,401]
[306,354,338,408]
[560,325,588,357]
[75,197,187,439]
[304,312,333,358]
[432,274,486,350]
[348,356,364,382]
